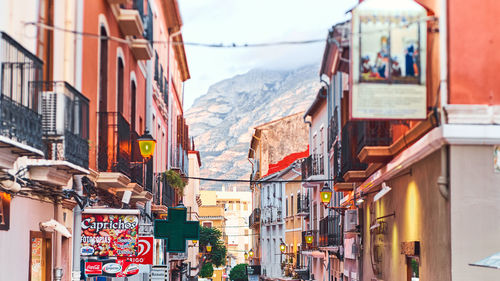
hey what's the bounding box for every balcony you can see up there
[340,121,391,182]
[161,176,176,207]
[37,81,89,169]
[296,195,309,217]
[301,230,319,251]
[319,214,343,248]
[172,144,189,177]
[0,32,44,156]
[301,154,325,181]
[328,107,338,150]
[131,39,153,60]
[249,208,261,229]
[118,9,144,37]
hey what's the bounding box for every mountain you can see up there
[185,64,320,190]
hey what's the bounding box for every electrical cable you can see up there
[182,175,334,183]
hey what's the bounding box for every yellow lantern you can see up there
[249,249,254,257]
[138,131,156,159]
[320,183,332,206]
[206,242,212,253]
[280,242,286,253]
[192,240,198,246]
[305,232,314,244]
[244,252,249,259]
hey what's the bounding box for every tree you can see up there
[230,263,248,281]
[200,262,214,278]
[199,226,227,267]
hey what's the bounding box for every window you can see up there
[117,58,124,114]
[360,17,421,84]
[202,222,212,228]
[290,195,294,216]
[285,197,288,217]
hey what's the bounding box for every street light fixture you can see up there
[138,130,156,160]
[248,249,254,257]
[320,183,333,206]
[244,252,249,259]
[280,241,286,253]
[206,242,212,253]
[305,232,314,244]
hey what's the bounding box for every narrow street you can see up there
[0,0,499,281]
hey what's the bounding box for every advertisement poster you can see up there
[84,259,139,277]
[81,213,139,257]
[119,236,154,265]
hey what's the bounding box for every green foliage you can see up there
[200,262,214,278]
[163,169,186,195]
[199,226,227,267]
[230,263,248,281]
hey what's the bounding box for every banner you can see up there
[81,213,139,257]
[119,236,154,265]
[84,259,139,277]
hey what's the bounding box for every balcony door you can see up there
[29,231,52,281]
[97,26,108,171]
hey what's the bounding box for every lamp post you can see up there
[244,252,249,260]
[320,182,348,213]
[206,242,212,253]
[280,241,286,264]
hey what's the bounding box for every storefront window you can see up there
[0,192,11,230]
[360,16,420,84]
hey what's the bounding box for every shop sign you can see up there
[151,266,168,281]
[81,213,139,257]
[246,265,261,275]
[351,0,428,120]
[84,259,139,277]
[119,236,154,265]
[85,262,102,275]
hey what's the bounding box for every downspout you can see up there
[72,0,83,280]
[54,198,63,281]
[438,0,450,199]
[439,0,448,124]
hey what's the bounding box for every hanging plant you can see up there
[163,169,186,196]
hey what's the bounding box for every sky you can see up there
[178,0,358,109]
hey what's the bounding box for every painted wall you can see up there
[360,149,451,281]
[448,0,500,104]
[0,197,58,281]
[449,145,500,281]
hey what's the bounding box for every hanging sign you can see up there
[119,236,154,265]
[351,0,428,120]
[81,209,140,257]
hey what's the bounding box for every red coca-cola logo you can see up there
[85,262,102,275]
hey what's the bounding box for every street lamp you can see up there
[244,252,249,259]
[280,241,286,253]
[248,249,254,257]
[138,130,156,160]
[192,240,198,246]
[320,183,332,206]
[305,232,314,244]
[206,242,212,253]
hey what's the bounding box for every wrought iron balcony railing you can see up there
[328,107,339,150]
[97,112,131,176]
[130,131,144,185]
[0,32,43,151]
[296,195,310,216]
[319,214,343,247]
[37,81,89,168]
[161,176,175,207]
[301,154,325,179]
[249,208,261,228]
[340,121,392,178]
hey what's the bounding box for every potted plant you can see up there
[163,169,186,196]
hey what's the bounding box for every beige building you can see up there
[185,150,202,277]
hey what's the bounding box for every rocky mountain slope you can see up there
[185,64,320,190]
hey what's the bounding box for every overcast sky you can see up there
[178,0,357,109]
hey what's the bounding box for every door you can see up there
[29,231,52,281]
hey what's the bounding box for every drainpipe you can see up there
[54,200,63,281]
[72,0,83,279]
[439,0,448,124]
[303,115,312,127]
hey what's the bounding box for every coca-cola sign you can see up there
[85,262,102,275]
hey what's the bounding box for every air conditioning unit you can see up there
[344,209,358,232]
[41,91,67,135]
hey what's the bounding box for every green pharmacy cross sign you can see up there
[154,206,199,252]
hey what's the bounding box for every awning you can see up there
[40,219,72,238]
[470,252,500,269]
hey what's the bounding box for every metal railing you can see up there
[296,195,310,216]
[301,154,325,179]
[319,214,343,247]
[328,107,338,150]
[0,32,43,150]
[161,176,175,207]
[249,208,261,228]
[37,81,89,168]
[340,121,392,177]
[97,112,131,176]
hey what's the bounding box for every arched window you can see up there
[117,58,124,115]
